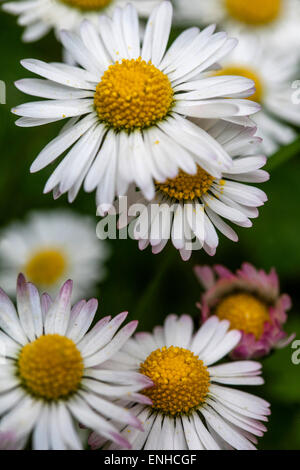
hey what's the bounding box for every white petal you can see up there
[44,280,72,335]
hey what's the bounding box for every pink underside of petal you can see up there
[110,432,131,450]
[194,265,215,289]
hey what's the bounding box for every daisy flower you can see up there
[195,263,295,359]
[0,274,152,450]
[213,34,300,156]
[12,2,260,206]
[186,0,300,49]
[116,120,268,261]
[89,314,270,450]
[0,210,109,301]
[2,0,161,43]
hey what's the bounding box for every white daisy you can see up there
[89,314,270,450]
[12,2,260,207]
[213,34,300,156]
[2,0,161,43]
[0,210,109,301]
[115,120,268,261]
[0,274,153,450]
[185,0,300,49]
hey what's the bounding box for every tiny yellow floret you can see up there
[24,249,66,287]
[156,165,214,201]
[140,346,210,416]
[94,57,174,131]
[225,0,281,25]
[215,292,270,340]
[18,334,84,400]
[60,0,112,12]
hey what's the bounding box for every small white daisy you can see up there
[214,34,300,156]
[12,2,259,206]
[2,0,161,43]
[186,0,300,49]
[89,314,270,450]
[116,120,268,261]
[0,274,153,450]
[0,210,109,300]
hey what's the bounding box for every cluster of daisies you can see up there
[0,0,299,451]
[0,258,294,450]
[3,0,299,259]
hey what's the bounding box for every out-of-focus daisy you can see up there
[213,34,300,155]
[0,210,109,301]
[195,263,295,359]
[116,121,268,261]
[2,0,161,43]
[89,314,270,450]
[12,2,259,206]
[0,274,152,450]
[186,0,300,49]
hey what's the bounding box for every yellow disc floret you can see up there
[94,58,174,131]
[225,0,282,25]
[18,334,84,400]
[140,346,210,416]
[216,65,264,103]
[60,0,112,12]
[215,292,270,340]
[156,165,214,201]
[24,249,66,287]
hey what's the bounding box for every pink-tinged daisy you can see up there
[0,274,152,449]
[115,120,268,261]
[12,2,259,206]
[195,263,295,359]
[89,314,270,450]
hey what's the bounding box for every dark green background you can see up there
[0,12,299,450]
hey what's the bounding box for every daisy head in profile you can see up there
[195,263,295,359]
[2,0,162,43]
[115,120,268,261]
[0,274,153,449]
[89,314,270,450]
[187,0,300,49]
[12,2,260,208]
[0,209,109,301]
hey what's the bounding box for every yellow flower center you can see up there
[140,346,210,416]
[216,65,264,103]
[24,249,67,287]
[60,0,112,12]
[225,0,282,25]
[215,292,270,340]
[18,334,84,400]
[94,58,174,131]
[156,165,214,201]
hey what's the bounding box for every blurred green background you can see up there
[0,12,300,450]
